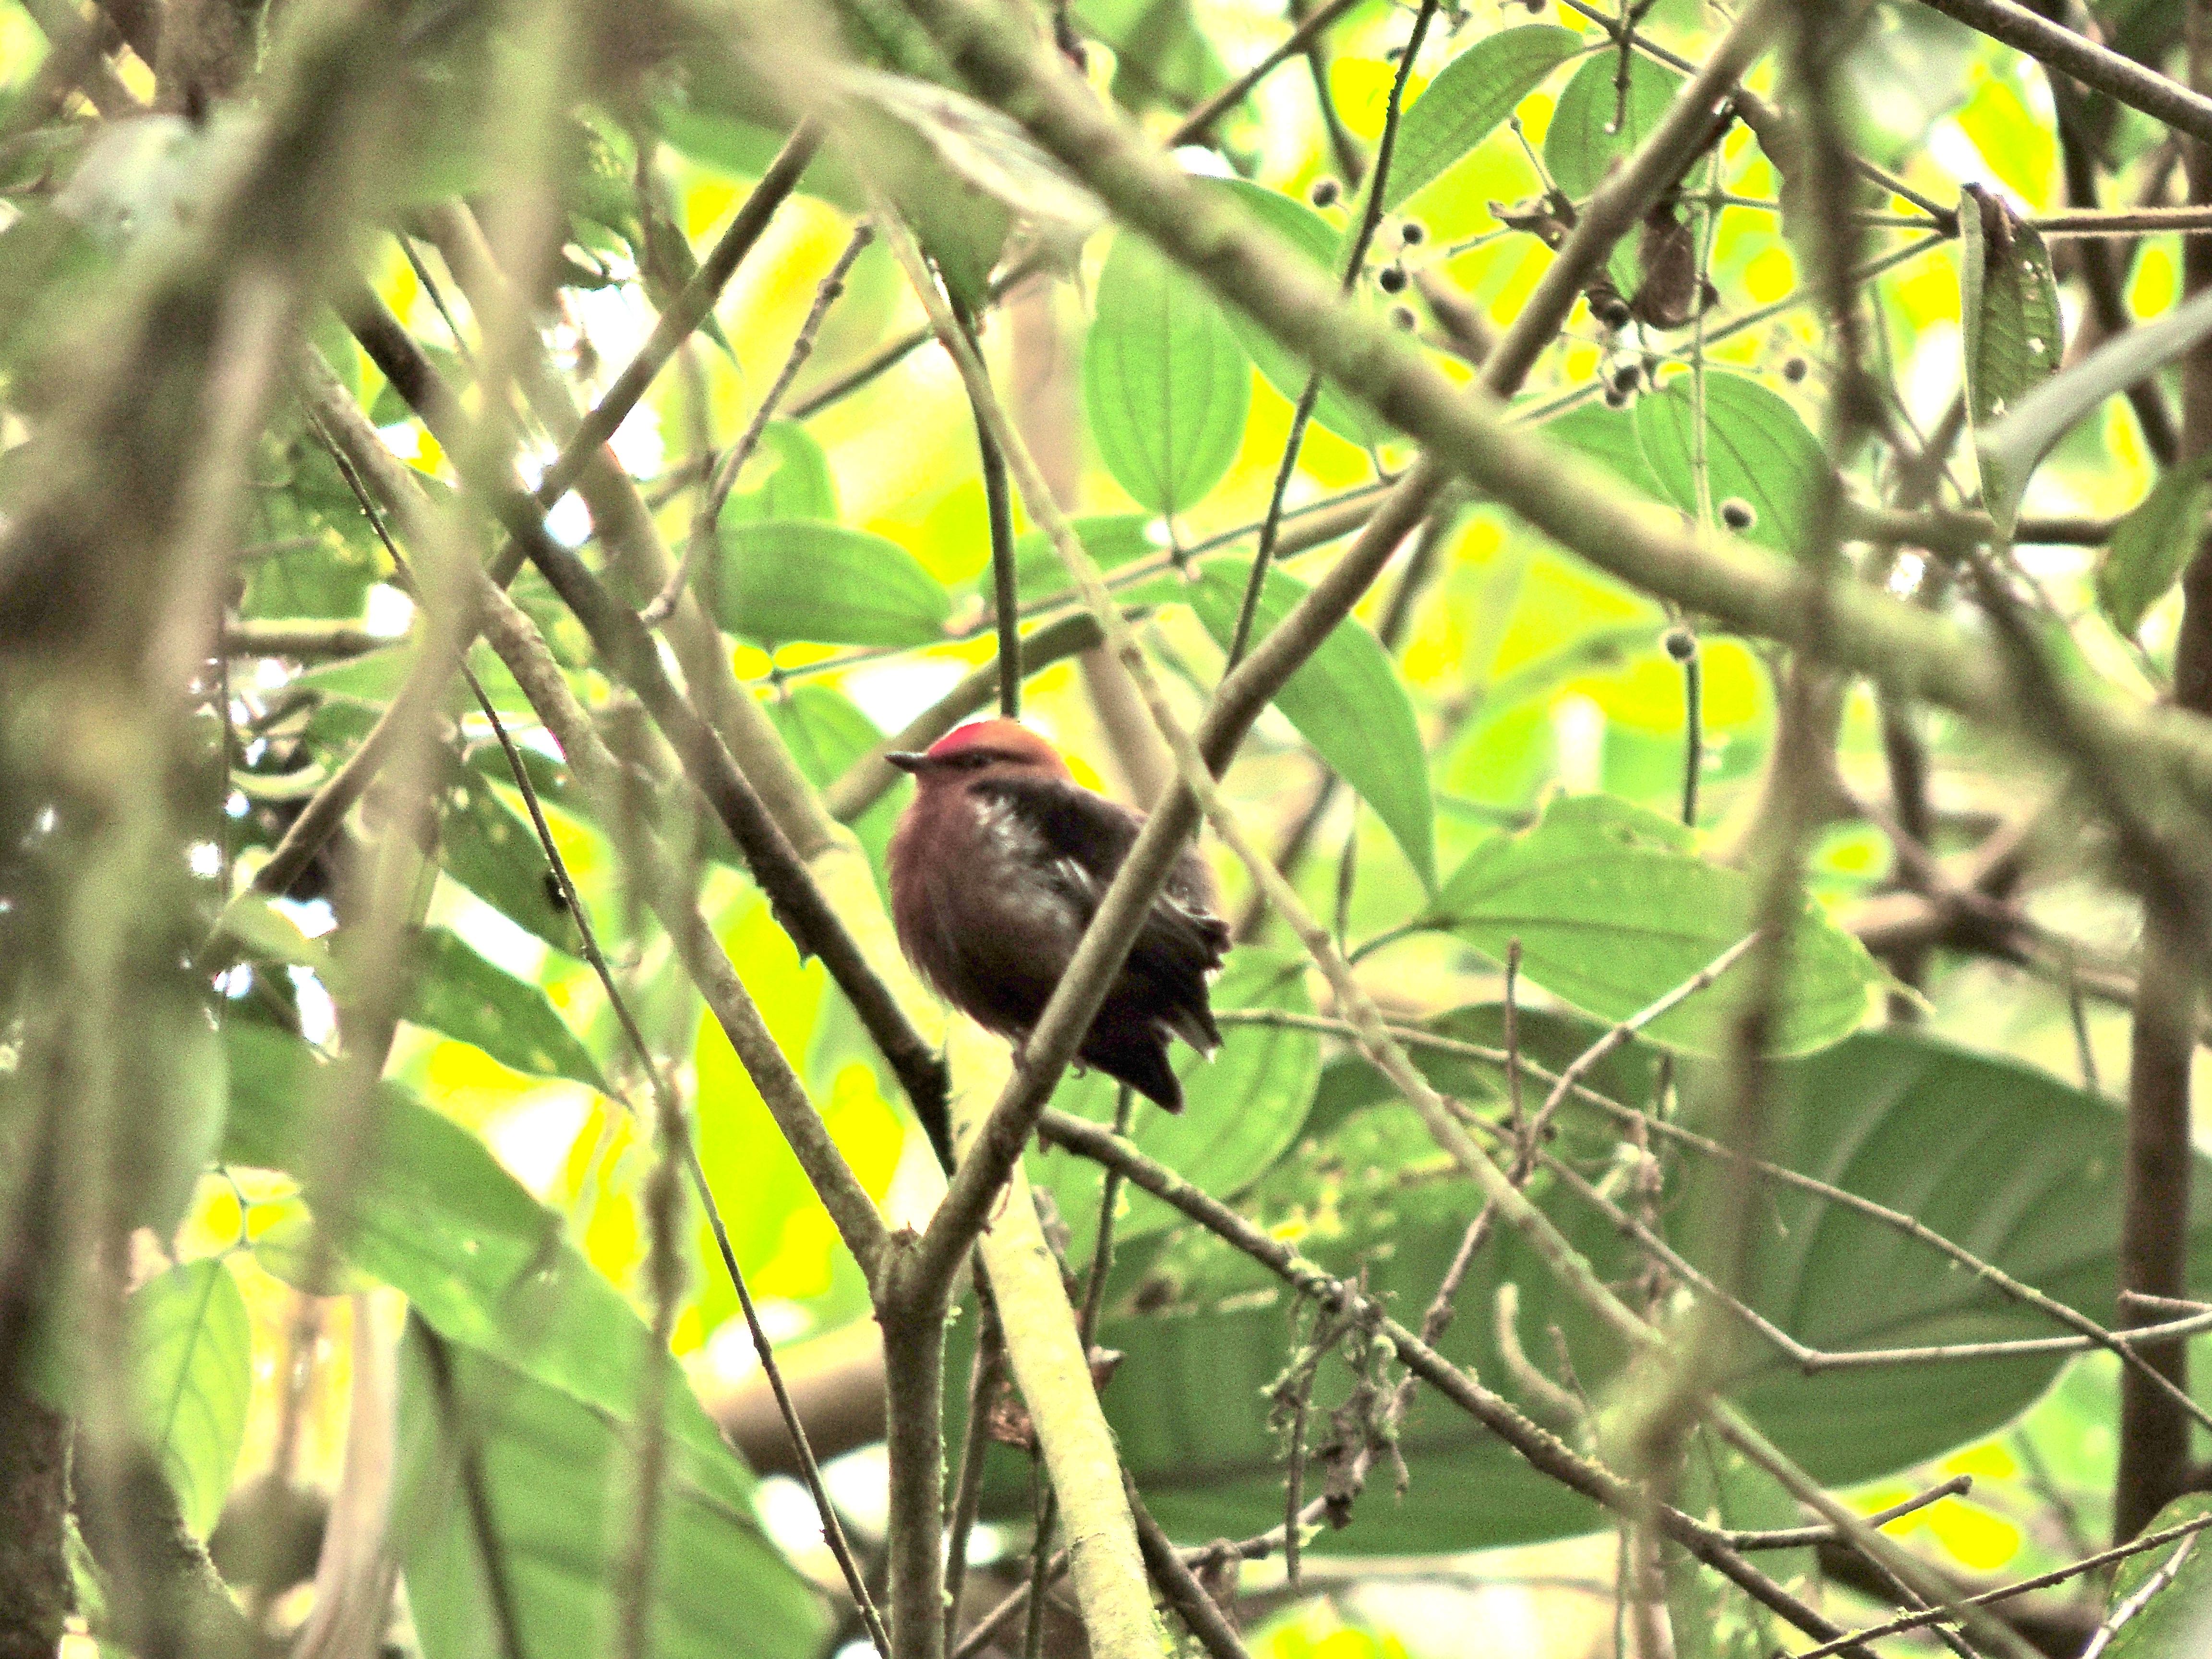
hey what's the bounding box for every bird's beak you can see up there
[885,751,928,774]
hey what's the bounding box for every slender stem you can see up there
[1126,1480,1253,1659]
[1031,1114,1867,1656]
[330,436,894,1656]
[953,295,1024,720]
[1221,0,1440,674]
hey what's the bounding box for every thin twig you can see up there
[1222,0,1440,673]
[1790,1514,2212,1659]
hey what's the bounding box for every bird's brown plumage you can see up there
[884,719,1228,1111]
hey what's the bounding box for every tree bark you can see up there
[2115,0,2212,1547]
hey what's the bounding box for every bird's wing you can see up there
[977,776,1230,1050]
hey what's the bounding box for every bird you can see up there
[884,719,1230,1113]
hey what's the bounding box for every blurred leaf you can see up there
[1013,513,1167,602]
[1386,26,1583,210]
[1545,49,1683,201]
[765,684,901,874]
[222,1019,738,1482]
[405,926,606,1091]
[1084,232,1251,516]
[2097,449,2212,637]
[1634,372,1825,555]
[2102,1493,2212,1656]
[1190,565,1436,889]
[440,775,584,957]
[712,520,950,648]
[128,1260,252,1540]
[1080,0,1231,110]
[1033,950,1321,1261]
[1537,397,1664,497]
[395,1325,825,1659]
[1212,180,1383,444]
[1430,793,1876,1054]
[1961,192,2062,536]
[723,422,838,524]
[1979,282,2212,546]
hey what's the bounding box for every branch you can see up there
[896,0,2212,847]
[250,130,814,900]
[1033,1113,1869,1658]
[1914,0,2212,142]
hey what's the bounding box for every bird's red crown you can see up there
[921,719,1071,777]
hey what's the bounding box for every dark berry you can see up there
[1782,356,1808,383]
[1310,178,1341,208]
[1610,361,1640,394]
[1377,264,1408,294]
[1719,498,1755,531]
[1390,305,1418,331]
[1593,293,1632,329]
[1399,220,1426,246]
[1604,385,1631,409]
[1663,628,1696,662]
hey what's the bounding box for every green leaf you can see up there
[129,1260,252,1540]
[712,520,950,648]
[1211,180,1383,445]
[1190,565,1436,890]
[1536,397,1663,498]
[764,684,901,874]
[221,1020,738,1484]
[2101,1493,2212,1657]
[1431,793,1876,1055]
[1068,1029,2212,1554]
[439,775,584,956]
[1083,232,1251,516]
[2098,448,2212,637]
[1386,26,1584,210]
[1979,256,2207,542]
[405,926,607,1091]
[1032,950,1322,1261]
[1961,191,2063,536]
[1544,49,1683,201]
[722,422,838,524]
[1012,513,1167,603]
[1079,0,1231,110]
[1634,373,1825,555]
[395,1326,826,1659]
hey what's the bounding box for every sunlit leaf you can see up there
[1190,565,1436,890]
[129,1260,252,1540]
[440,775,583,956]
[1084,231,1250,516]
[405,926,607,1091]
[712,521,950,648]
[1535,397,1664,498]
[1544,49,1683,201]
[1429,793,1876,1054]
[723,422,838,524]
[1212,180,1383,444]
[1634,372,1825,554]
[1386,26,1584,210]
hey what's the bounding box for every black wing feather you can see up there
[974,774,1229,1052]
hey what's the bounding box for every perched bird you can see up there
[885,720,1229,1112]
